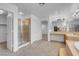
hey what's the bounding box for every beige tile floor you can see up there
[0,40,65,56]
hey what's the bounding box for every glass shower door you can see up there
[18,18,31,47]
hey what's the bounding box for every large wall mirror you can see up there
[52,18,79,32]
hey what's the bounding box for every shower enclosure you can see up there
[18,18,31,48]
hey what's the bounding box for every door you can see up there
[7,12,13,52]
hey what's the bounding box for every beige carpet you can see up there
[0,40,65,56]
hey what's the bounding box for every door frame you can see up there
[7,11,14,52]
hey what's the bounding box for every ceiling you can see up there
[12,3,79,20]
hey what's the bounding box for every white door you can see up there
[7,12,13,52]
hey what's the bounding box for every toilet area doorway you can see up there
[41,21,48,41]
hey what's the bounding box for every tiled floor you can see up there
[0,40,65,56]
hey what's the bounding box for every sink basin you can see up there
[74,42,79,51]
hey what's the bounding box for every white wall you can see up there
[31,15,42,43]
[42,24,47,34]
[42,23,48,34]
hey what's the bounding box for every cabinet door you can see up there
[50,34,64,42]
[7,13,13,52]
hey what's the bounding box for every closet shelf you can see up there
[0,24,7,26]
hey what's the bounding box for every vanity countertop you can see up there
[50,32,69,35]
[50,32,79,38]
[50,32,79,43]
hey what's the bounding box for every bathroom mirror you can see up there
[51,18,79,32]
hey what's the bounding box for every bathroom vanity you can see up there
[50,32,79,43]
[50,32,64,42]
[48,17,79,43]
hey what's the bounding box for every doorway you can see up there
[0,9,13,52]
[0,10,7,49]
[41,21,48,41]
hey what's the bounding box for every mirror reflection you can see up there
[52,18,79,32]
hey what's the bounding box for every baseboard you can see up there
[31,39,42,44]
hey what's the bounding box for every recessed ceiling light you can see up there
[0,10,4,14]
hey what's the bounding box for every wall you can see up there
[41,21,48,34]
[42,24,48,34]
[31,15,42,43]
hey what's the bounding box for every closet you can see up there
[0,14,7,42]
[0,11,7,48]
[0,9,13,51]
